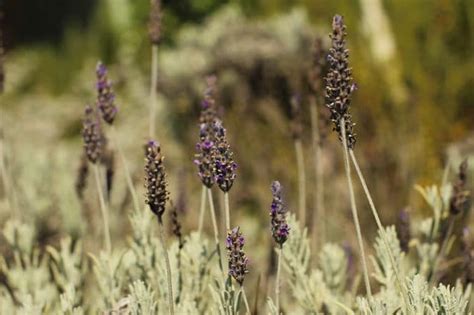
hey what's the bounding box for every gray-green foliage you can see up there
[0,186,472,313]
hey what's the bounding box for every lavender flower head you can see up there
[325,14,357,149]
[145,140,169,223]
[96,62,117,125]
[213,120,237,192]
[450,159,471,215]
[82,105,103,164]
[194,75,219,188]
[226,226,249,286]
[270,181,290,246]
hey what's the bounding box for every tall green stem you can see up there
[110,126,140,212]
[93,164,111,253]
[149,44,158,139]
[158,220,174,315]
[224,192,230,231]
[349,150,408,307]
[275,245,283,314]
[294,139,306,227]
[241,286,251,315]
[207,188,225,277]
[340,117,372,299]
[198,185,207,235]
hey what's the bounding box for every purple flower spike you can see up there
[226,226,249,286]
[325,14,357,149]
[270,181,290,246]
[82,105,103,164]
[144,140,168,223]
[195,75,220,188]
[213,121,237,192]
[95,61,118,125]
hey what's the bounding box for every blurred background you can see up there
[1,0,474,266]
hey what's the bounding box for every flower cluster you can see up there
[194,76,219,188]
[148,0,162,45]
[270,181,290,246]
[194,126,216,188]
[96,62,117,125]
[325,14,357,149]
[144,140,169,223]
[450,159,471,215]
[226,227,249,286]
[213,121,237,193]
[194,76,237,192]
[82,105,103,164]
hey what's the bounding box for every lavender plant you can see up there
[270,181,289,314]
[144,140,174,314]
[213,120,237,231]
[82,105,111,253]
[225,226,251,314]
[325,14,371,298]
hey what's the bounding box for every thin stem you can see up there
[110,125,140,212]
[158,220,175,315]
[430,216,455,286]
[294,139,306,227]
[350,150,408,306]
[0,139,15,215]
[241,286,251,315]
[224,192,230,231]
[93,164,111,253]
[198,185,207,235]
[149,44,159,139]
[207,188,225,277]
[275,245,283,314]
[310,97,325,248]
[339,117,372,299]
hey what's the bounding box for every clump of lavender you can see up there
[148,0,162,45]
[450,159,471,216]
[82,106,103,164]
[75,153,89,200]
[270,181,290,246]
[96,62,117,125]
[325,14,357,149]
[144,140,169,223]
[396,208,411,253]
[213,120,237,193]
[226,227,249,286]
